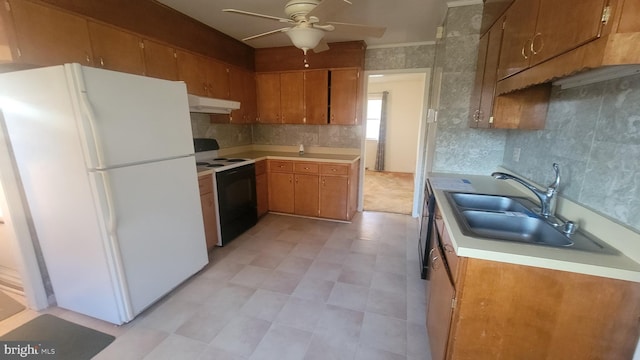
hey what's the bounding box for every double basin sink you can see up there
[444,192,617,254]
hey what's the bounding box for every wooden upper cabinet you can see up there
[530,0,608,67]
[330,68,359,125]
[280,72,305,124]
[176,49,207,96]
[305,70,329,125]
[88,22,144,75]
[4,0,93,66]
[242,70,258,123]
[256,72,281,123]
[470,16,505,128]
[206,59,230,99]
[142,39,178,80]
[497,0,539,79]
[498,0,609,79]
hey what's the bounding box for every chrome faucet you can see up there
[491,163,560,219]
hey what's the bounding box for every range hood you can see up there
[187,94,240,114]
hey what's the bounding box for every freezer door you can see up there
[91,156,208,317]
[68,64,194,169]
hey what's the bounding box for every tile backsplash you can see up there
[190,113,252,148]
[503,74,640,232]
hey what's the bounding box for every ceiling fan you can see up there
[222,0,386,55]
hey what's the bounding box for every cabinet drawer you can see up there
[294,162,319,174]
[198,174,213,194]
[320,163,349,176]
[268,160,293,173]
[255,159,267,175]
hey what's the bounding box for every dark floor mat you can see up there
[0,291,25,322]
[0,314,115,359]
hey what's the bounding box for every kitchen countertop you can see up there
[222,151,360,163]
[196,151,359,176]
[429,173,640,282]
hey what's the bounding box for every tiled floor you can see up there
[0,212,431,360]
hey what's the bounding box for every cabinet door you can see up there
[7,0,93,66]
[256,172,269,217]
[229,66,245,123]
[243,70,258,123]
[200,192,218,251]
[176,50,207,96]
[479,17,504,128]
[305,70,329,125]
[268,172,294,213]
[497,0,539,79]
[426,243,455,360]
[530,0,607,66]
[256,73,281,123]
[280,72,305,124]
[469,31,489,127]
[294,174,319,217]
[142,39,178,80]
[330,69,359,125]
[207,59,230,99]
[319,175,349,220]
[88,21,144,75]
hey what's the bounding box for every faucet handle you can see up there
[548,163,560,190]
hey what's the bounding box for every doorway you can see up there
[361,71,429,216]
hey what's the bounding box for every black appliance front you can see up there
[215,163,258,245]
[418,181,435,279]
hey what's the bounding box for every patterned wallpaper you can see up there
[503,75,640,232]
[431,4,508,174]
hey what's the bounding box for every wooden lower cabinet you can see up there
[198,174,218,251]
[267,159,359,221]
[268,171,294,213]
[255,160,268,217]
[427,203,640,360]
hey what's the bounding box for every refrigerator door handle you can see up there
[97,170,134,320]
[79,92,107,169]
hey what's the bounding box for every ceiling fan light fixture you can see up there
[285,27,324,54]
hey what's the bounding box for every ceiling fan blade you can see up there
[313,39,330,53]
[307,0,352,21]
[326,21,386,38]
[242,28,290,41]
[222,9,293,23]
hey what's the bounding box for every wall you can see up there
[503,74,640,232]
[431,4,507,174]
[367,75,426,173]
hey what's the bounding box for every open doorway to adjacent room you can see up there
[362,71,428,215]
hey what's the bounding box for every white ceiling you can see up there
[156,0,450,49]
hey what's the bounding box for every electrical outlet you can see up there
[513,147,521,162]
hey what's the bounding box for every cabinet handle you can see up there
[331,168,336,172]
[473,110,480,122]
[99,57,105,67]
[85,53,91,63]
[431,253,440,271]
[521,39,531,60]
[304,167,309,170]
[443,244,454,254]
[531,33,543,55]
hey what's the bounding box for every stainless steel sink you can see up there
[449,192,531,213]
[444,192,618,254]
[461,210,573,247]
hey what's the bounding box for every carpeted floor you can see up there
[363,170,414,214]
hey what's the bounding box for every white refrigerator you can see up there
[0,64,208,324]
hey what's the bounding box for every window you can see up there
[366,95,383,140]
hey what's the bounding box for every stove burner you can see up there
[207,164,224,168]
[213,158,228,161]
[196,162,209,166]
[227,159,246,162]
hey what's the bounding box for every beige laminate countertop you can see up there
[429,173,640,282]
[223,151,360,163]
